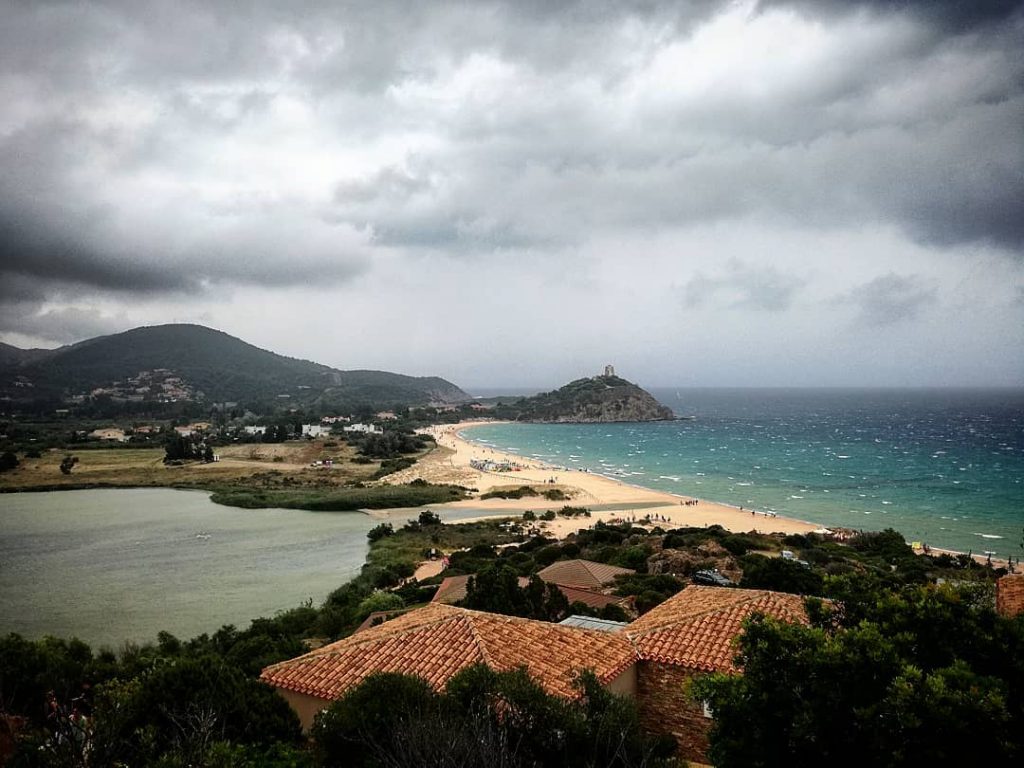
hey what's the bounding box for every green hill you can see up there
[492,374,675,423]
[0,324,468,412]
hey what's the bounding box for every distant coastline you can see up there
[442,420,1018,570]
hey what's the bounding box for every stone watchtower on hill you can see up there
[604,364,615,377]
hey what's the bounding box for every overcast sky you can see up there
[2,0,1022,389]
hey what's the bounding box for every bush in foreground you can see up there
[312,666,675,768]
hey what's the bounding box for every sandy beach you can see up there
[380,420,822,539]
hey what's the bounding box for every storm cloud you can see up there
[1,0,1021,385]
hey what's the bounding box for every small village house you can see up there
[343,423,383,435]
[89,427,128,442]
[262,585,809,764]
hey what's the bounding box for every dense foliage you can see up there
[462,563,571,621]
[0,628,308,766]
[348,430,428,459]
[694,580,1024,766]
[312,666,676,768]
[209,482,469,512]
[0,450,18,471]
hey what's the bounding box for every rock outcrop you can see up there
[496,375,675,423]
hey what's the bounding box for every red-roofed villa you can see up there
[262,585,810,764]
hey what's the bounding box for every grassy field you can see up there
[0,441,447,511]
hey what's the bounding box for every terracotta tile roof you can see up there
[537,559,635,590]
[626,586,810,673]
[353,608,412,634]
[997,574,1024,618]
[261,603,636,702]
[557,584,630,610]
[431,574,471,604]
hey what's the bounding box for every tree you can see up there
[164,434,196,463]
[417,509,442,527]
[58,455,78,475]
[693,583,1024,767]
[463,563,528,617]
[739,555,824,596]
[462,565,571,622]
[313,666,674,768]
[356,591,405,621]
[0,451,18,472]
[366,522,394,542]
[124,656,302,756]
[312,672,438,767]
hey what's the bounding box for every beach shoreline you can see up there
[379,420,1018,571]
[380,420,822,539]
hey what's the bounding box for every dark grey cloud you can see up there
[761,0,1024,33]
[0,304,129,345]
[845,273,937,326]
[1,0,1022,371]
[0,113,369,300]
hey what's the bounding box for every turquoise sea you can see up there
[464,389,1024,557]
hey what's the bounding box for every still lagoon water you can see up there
[0,488,377,647]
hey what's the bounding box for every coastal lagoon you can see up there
[466,388,1024,556]
[0,488,379,647]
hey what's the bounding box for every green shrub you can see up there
[367,523,394,542]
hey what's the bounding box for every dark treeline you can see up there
[313,667,675,768]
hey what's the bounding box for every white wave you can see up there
[973,533,1004,539]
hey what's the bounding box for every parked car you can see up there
[692,569,734,587]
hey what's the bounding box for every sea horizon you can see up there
[462,387,1024,557]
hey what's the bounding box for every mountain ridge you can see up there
[0,324,469,410]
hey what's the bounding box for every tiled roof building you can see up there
[626,586,811,763]
[262,602,637,730]
[628,585,809,672]
[536,559,635,590]
[262,585,809,764]
[430,574,473,605]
